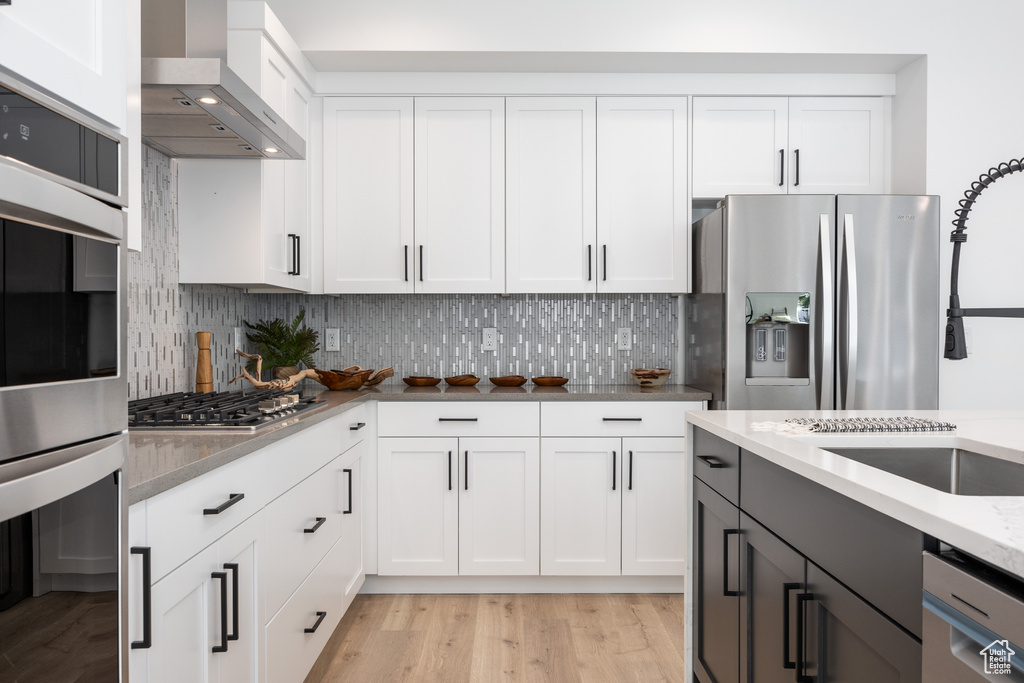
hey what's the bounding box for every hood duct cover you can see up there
[140,0,305,159]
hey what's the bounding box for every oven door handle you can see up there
[0,434,126,522]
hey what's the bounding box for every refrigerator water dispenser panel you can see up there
[745,292,810,385]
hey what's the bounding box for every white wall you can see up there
[270,0,1024,408]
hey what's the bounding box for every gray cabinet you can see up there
[694,479,740,683]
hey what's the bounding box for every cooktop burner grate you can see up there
[128,389,326,431]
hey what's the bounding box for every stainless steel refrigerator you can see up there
[686,194,940,410]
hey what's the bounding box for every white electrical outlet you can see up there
[233,327,244,352]
[617,327,633,351]
[325,328,341,352]
[482,327,498,352]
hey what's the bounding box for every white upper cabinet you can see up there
[692,97,884,198]
[414,97,505,293]
[506,97,597,293]
[323,98,414,294]
[597,97,689,293]
[0,0,127,130]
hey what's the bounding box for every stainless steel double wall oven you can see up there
[0,67,128,682]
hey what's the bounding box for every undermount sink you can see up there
[823,447,1024,496]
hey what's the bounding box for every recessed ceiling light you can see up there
[263,147,279,154]
[197,96,219,105]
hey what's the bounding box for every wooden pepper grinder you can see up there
[195,331,214,393]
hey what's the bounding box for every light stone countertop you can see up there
[129,382,710,504]
[686,409,1024,579]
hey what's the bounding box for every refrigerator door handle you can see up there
[840,213,860,409]
[817,214,834,410]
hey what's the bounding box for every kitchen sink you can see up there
[823,447,1024,496]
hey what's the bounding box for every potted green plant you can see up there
[243,308,321,380]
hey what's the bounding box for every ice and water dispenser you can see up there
[745,293,810,385]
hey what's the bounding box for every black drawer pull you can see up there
[304,517,327,534]
[204,493,244,515]
[782,582,802,669]
[697,455,725,469]
[305,611,327,634]
[438,417,478,422]
[723,529,740,597]
[212,571,229,653]
[130,547,152,650]
[350,422,366,431]
[602,417,642,422]
[224,563,239,642]
[344,468,353,514]
[796,593,816,683]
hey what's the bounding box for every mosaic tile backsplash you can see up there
[128,149,683,400]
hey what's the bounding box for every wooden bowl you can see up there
[631,368,671,388]
[445,374,480,386]
[363,366,394,386]
[532,376,569,387]
[403,376,441,387]
[489,375,527,387]
[315,368,374,391]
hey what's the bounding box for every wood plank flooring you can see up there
[310,594,686,683]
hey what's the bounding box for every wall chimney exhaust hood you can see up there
[141,0,305,159]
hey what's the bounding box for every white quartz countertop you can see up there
[686,410,1024,579]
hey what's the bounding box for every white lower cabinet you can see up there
[620,437,688,576]
[339,441,367,614]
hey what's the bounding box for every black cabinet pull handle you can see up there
[304,516,327,533]
[404,245,409,282]
[130,547,152,650]
[343,469,353,514]
[783,582,802,669]
[697,455,725,469]
[204,493,244,515]
[464,451,469,490]
[796,593,816,682]
[305,611,327,634]
[602,417,642,422]
[438,417,478,422]
[723,529,740,597]
[779,149,785,187]
[794,149,800,187]
[587,245,592,281]
[419,245,424,282]
[211,571,229,653]
[628,450,633,490]
[295,234,301,275]
[287,234,297,275]
[350,422,366,431]
[448,450,452,491]
[224,563,239,642]
[612,450,617,491]
[602,244,607,281]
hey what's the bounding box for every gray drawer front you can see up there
[741,451,930,639]
[692,427,740,506]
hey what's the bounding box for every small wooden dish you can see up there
[489,375,527,387]
[445,374,480,386]
[363,366,394,386]
[532,376,569,387]
[403,376,441,387]
[315,368,374,391]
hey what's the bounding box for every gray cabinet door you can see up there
[694,479,740,683]
[805,563,922,682]
[739,512,806,683]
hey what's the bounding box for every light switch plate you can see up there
[618,328,632,351]
[325,328,341,352]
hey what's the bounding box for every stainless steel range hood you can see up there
[141,0,305,159]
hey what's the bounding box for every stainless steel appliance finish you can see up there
[687,194,939,410]
[923,551,1024,681]
[128,389,328,431]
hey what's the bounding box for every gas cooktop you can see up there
[128,389,328,432]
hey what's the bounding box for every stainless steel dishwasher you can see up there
[923,551,1024,681]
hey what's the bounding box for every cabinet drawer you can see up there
[265,454,345,619]
[339,403,369,453]
[541,402,698,437]
[260,417,346,500]
[692,427,741,505]
[266,538,345,683]
[146,449,271,581]
[378,402,539,437]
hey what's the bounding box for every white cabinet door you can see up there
[597,97,689,293]
[692,97,789,197]
[339,442,366,614]
[377,437,459,575]
[621,437,687,576]
[459,438,540,576]
[788,97,884,195]
[414,97,505,293]
[216,514,264,683]
[322,98,414,294]
[506,97,597,293]
[540,438,621,576]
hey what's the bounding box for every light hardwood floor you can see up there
[308,593,686,683]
